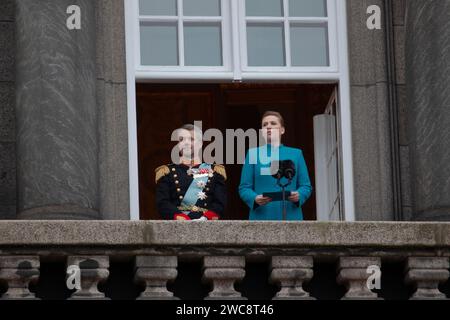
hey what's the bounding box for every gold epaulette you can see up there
[213,164,227,180]
[155,165,170,184]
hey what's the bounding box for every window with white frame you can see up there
[125,0,355,221]
[138,0,230,69]
[132,0,339,80]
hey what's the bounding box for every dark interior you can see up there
[136,83,336,220]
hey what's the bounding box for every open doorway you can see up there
[136,83,336,220]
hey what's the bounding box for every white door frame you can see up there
[124,0,355,221]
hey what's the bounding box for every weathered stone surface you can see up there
[202,256,246,300]
[406,257,449,270]
[0,0,14,22]
[405,257,449,299]
[203,256,245,268]
[15,0,99,219]
[67,256,109,300]
[406,1,450,221]
[394,25,405,85]
[337,257,381,300]
[0,1,16,220]
[0,206,16,220]
[346,0,394,221]
[0,83,15,142]
[0,221,448,248]
[134,256,178,300]
[270,256,314,300]
[400,146,412,209]
[97,82,129,220]
[96,0,129,220]
[0,256,40,300]
[271,256,313,269]
[347,0,387,86]
[0,143,16,208]
[393,0,406,26]
[136,256,177,268]
[350,83,393,221]
[0,22,14,82]
[96,0,126,83]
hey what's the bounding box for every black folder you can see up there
[262,191,292,201]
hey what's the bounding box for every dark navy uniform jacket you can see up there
[155,163,227,220]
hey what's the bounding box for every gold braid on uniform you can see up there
[213,164,227,180]
[155,165,170,184]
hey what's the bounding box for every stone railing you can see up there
[0,221,449,300]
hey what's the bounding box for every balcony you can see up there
[0,221,449,300]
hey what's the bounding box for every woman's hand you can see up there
[255,195,272,206]
[288,191,300,203]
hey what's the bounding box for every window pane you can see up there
[139,0,177,15]
[289,0,327,17]
[184,24,223,66]
[247,24,285,66]
[140,23,178,66]
[290,25,329,66]
[245,0,283,17]
[184,0,221,16]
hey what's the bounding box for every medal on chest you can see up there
[187,167,214,179]
[185,167,212,201]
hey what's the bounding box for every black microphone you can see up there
[283,160,296,180]
[271,160,296,180]
[270,160,283,179]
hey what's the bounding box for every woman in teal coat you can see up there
[239,111,312,220]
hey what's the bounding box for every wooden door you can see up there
[136,84,217,220]
[136,83,335,220]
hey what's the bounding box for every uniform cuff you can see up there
[204,211,219,220]
[173,213,191,220]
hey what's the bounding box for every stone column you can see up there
[134,256,178,300]
[405,1,450,221]
[0,0,17,219]
[202,256,246,300]
[15,0,99,219]
[405,257,449,300]
[269,256,314,300]
[67,256,109,300]
[0,256,40,299]
[337,257,381,300]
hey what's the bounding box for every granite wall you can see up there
[0,0,16,219]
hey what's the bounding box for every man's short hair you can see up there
[180,124,195,131]
[261,111,285,127]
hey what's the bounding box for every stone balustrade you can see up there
[0,221,449,300]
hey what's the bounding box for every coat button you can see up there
[179,195,183,200]
[175,180,179,184]
[173,174,178,178]
[177,188,181,192]
[171,168,176,172]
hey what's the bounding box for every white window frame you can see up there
[133,0,234,80]
[125,0,355,221]
[131,0,340,81]
[238,0,338,75]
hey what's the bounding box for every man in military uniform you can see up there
[155,124,227,220]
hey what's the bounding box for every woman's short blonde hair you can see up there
[261,111,285,127]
